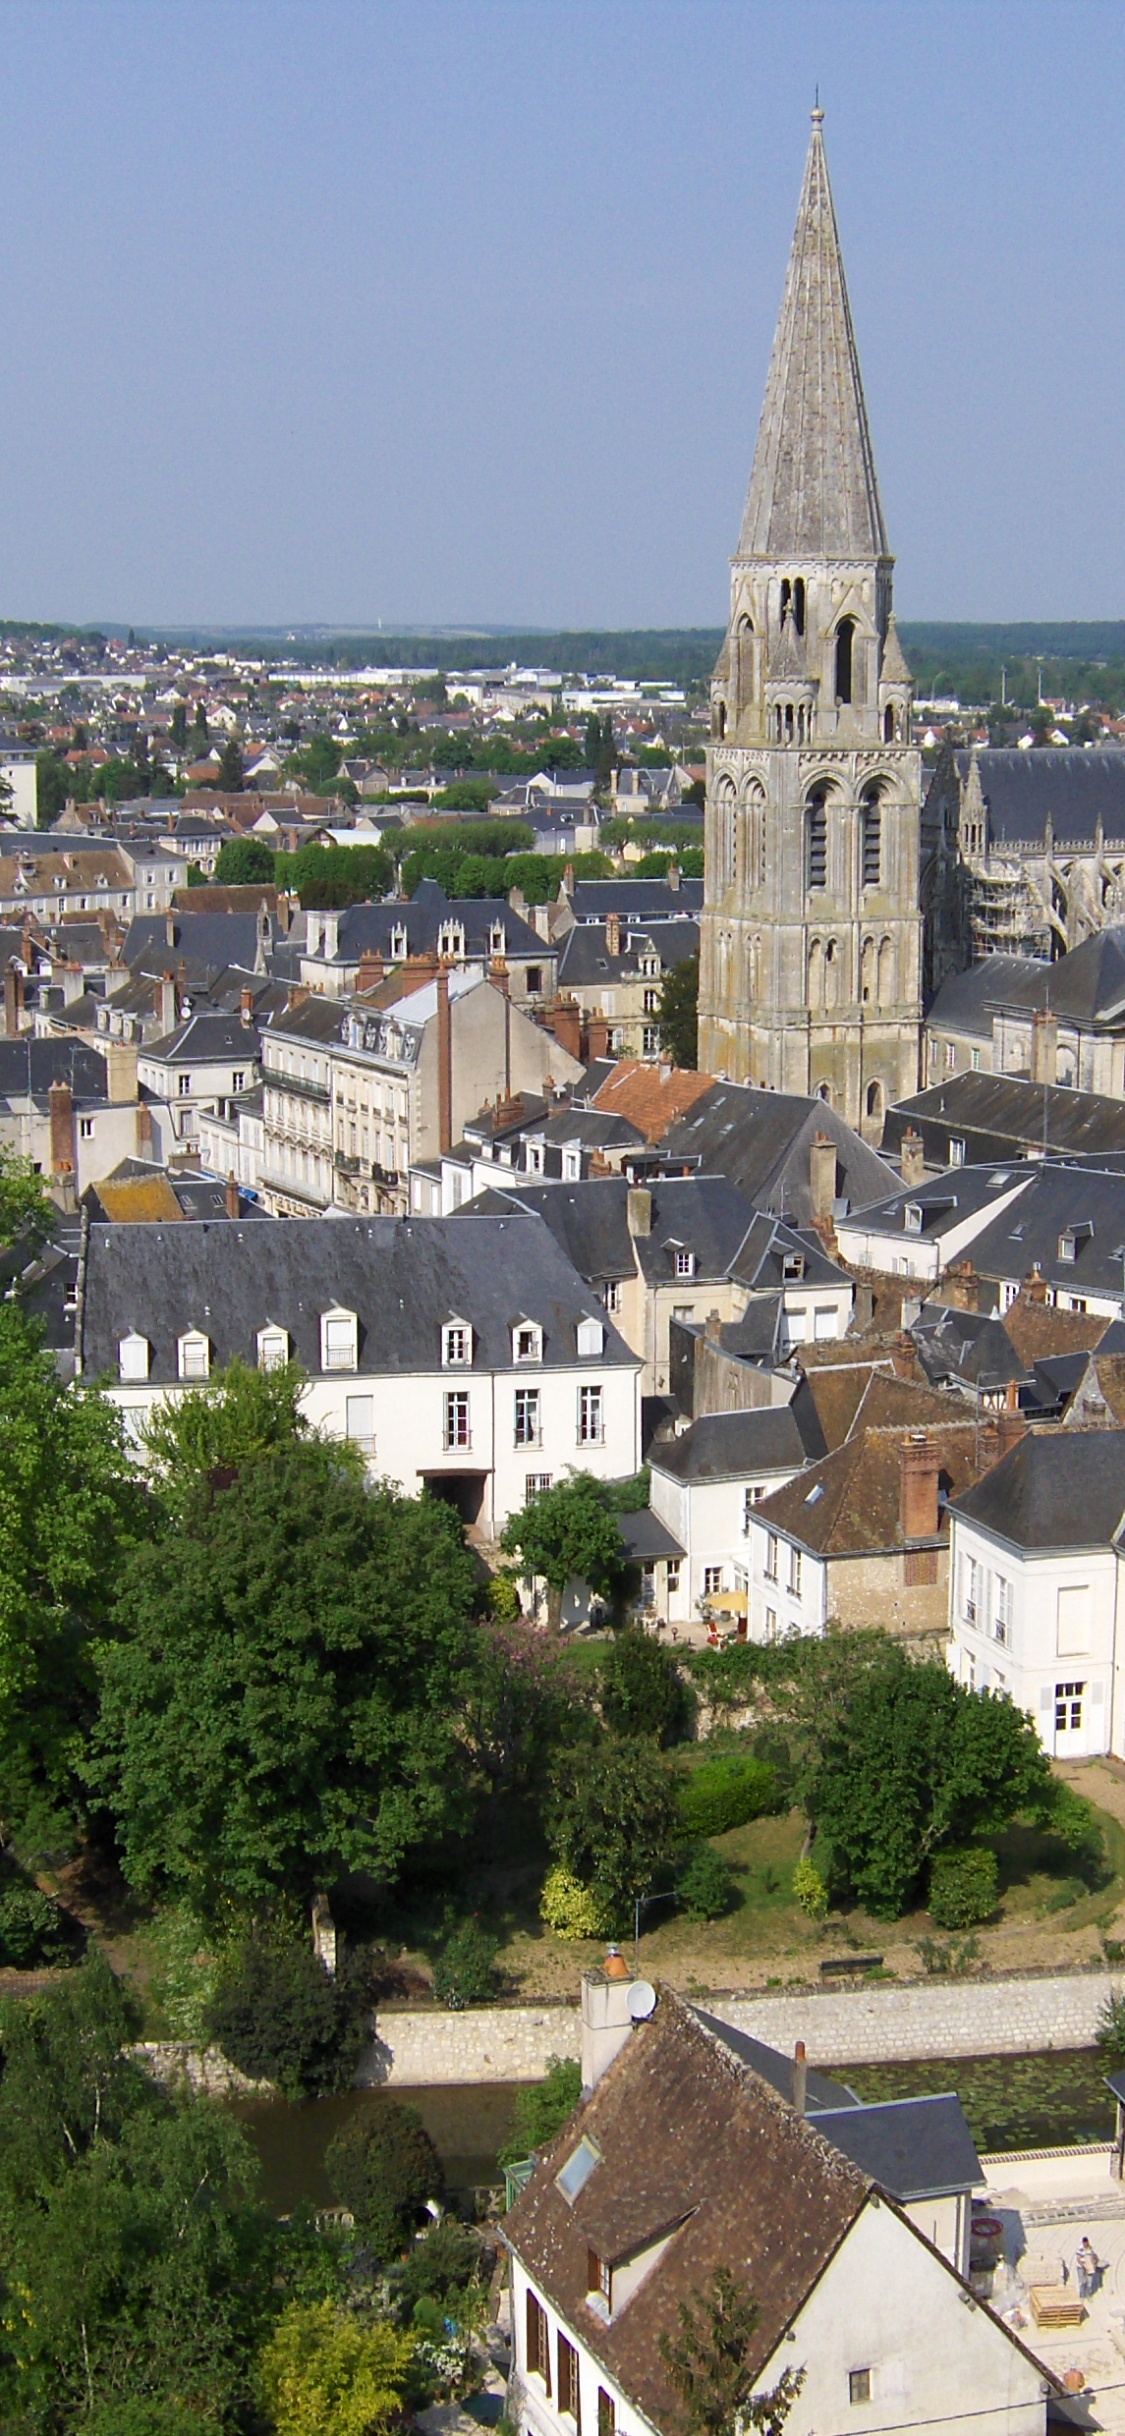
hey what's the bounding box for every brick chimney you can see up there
[580,1950,643,2092]
[135,1100,153,1156]
[62,960,84,1007]
[809,1131,837,1227]
[900,1431,940,1541]
[550,998,582,1062]
[159,970,177,1035]
[1031,1007,1058,1088]
[705,1308,722,1342]
[356,948,384,994]
[103,1041,137,1105]
[1022,1263,1048,1304]
[586,1013,609,1062]
[791,2040,807,2116]
[943,1258,978,1313]
[436,964,453,1155]
[48,1078,76,1180]
[225,1170,240,1219]
[995,1406,1026,1460]
[4,960,23,1039]
[561,861,575,898]
[667,858,681,893]
[627,1185,653,1238]
[287,984,309,1012]
[890,1330,918,1381]
[240,985,255,1026]
[606,911,622,958]
[164,911,176,949]
[900,1127,925,1187]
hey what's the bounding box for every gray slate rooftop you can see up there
[951,1426,1125,1551]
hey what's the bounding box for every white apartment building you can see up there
[648,1403,822,1633]
[77,1211,642,1541]
[948,1428,1125,1758]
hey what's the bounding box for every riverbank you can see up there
[356,1964,1125,2084]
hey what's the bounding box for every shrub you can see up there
[499,2056,582,2166]
[928,1845,999,1930]
[540,1866,612,1942]
[0,1885,67,1967]
[145,1901,218,2038]
[206,1936,370,2096]
[432,1918,500,2010]
[601,1628,691,1746]
[677,1844,736,1922]
[792,1857,828,1920]
[394,2217,483,2315]
[677,1755,777,1840]
[487,1570,522,1623]
[1098,1991,1125,2061]
[325,2099,443,2257]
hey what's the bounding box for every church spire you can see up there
[738,109,888,563]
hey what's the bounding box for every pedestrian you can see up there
[1076,2237,1101,2300]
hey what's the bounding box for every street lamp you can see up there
[633,1887,676,1974]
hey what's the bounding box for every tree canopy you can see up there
[92,1433,480,1917]
[213,836,275,885]
[658,952,699,1069]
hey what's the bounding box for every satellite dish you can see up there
[628,1980,657,2020]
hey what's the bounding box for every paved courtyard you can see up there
[981,2146,1125,2427]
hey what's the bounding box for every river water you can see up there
[227,2048,1120,2215]
[229,2082,519,2214]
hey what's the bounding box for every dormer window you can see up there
[390,922,408,960]
[576,1315,605,1358]
[177,1329,210,1382]
[320,1307,358,1372]
[781,1250,805,1281]
[489,921,506,954]
[904,1203,923,1235]
[118,1330,150,1383]
[514,1321,543,1365]
[1059,1233,1076,1262]
[443,1321,472,1367]
[437,922,465,959]
[587,2249,612,2311]
[674,1248,695,1278]
[257,1324,289,1372]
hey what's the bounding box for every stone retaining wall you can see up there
[364,1970,1125,2085]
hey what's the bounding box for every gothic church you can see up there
[698,111,922,1137]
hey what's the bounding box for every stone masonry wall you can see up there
[361,1969,1124,2086]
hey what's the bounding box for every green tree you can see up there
[595,714,616,789]
[92,1446,479,1915]
[806,1648,1053,1919]
[217,735,245,792]
[0,1139,52,1253]
[275,842,392,908]
[286,735,343,791]
[658,953,699,1069]
[35,745,69,825]
[213,836,275,885]
[547,1738,678,1924]
[206,1936,370,2096]
[584,712,602,767]
[600,1627,690,1746]
[501,1473,625,1627]
[169,701,187,750]
[660,2266,805,2436]
[0,1305,146,1854]
[498,2056,582,2166]
[190,703,209,749]
[325,2101,442,2257]
[260,2301,414,2436]
[140,1357,313,1515]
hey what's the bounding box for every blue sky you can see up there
[1,0,1123,630]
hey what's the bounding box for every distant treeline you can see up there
[141,627,727,686]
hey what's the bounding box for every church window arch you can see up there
[884,704,896,743]
[835,617,855,705]
[860,788,882,890]
[805,787,829,891]
[877,936,894,1004]
[747,933,760,1001]
[824,937,839,1008]
[817,1081,833,1105]
[860,935,875,1004]
[743,782,766,888]
[714,775,737,889]
[780,577,806,636]
[866,1079,884,1123]
[807,937,823,1007]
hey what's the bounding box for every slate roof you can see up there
[123,911,275,975]
[738,114,887,562]
[616,1509,685,1563]
[967,1162,1125,1300]
[729,1209,851,1293]
[454,1176,758,1289]
[79,1212,636,1386]
[925,956,1048,1038]
[842,1161,1031,1248]
[318,884,545,966]
[653,1082,894,1222]
[691,2008,858,2110]
[953,1426,1125,1552]
[141,1011,260,1065]
[813,2096,982,2203]
[556,920,699,989]
[652,1402,827,1484]
[911,1304,1032,1395]
[0,1037,108,1097]
[888,1072,1125,1161]
[953,748,1125,847]
[504,1991,871,2430]
[564,879,703,923]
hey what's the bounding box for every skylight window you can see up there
[557,2137,600,2205]
[804,1482,825,1504]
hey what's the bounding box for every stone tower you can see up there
[697,110,922,1138]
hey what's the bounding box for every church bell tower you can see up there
[697,110,922,1138]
